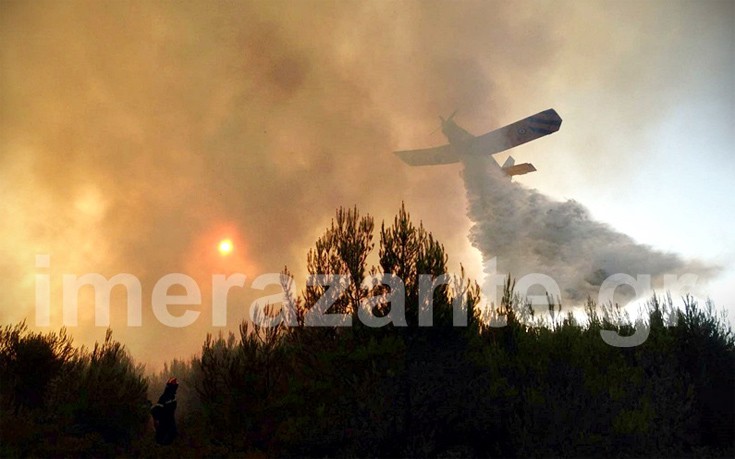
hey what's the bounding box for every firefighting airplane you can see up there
[394,108,562,177]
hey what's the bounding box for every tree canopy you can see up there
[1,205,733,457]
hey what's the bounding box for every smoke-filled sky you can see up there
[1,0,733,369]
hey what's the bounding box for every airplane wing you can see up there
[470,108,562,156]
[394,144,459,166]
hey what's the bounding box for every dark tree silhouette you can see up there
[1,205,733,457]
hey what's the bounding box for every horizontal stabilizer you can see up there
[502,162,536,177]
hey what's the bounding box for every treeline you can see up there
[1,206,734,457]
[0,326,148,456]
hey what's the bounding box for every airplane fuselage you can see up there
[394,108,561,177]
[441,117,539,177]
[441,119,474,150]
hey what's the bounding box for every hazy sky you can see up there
[1,0,733,369]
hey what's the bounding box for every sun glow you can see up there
[218,238,234,256]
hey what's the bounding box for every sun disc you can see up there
[218,238,233,256]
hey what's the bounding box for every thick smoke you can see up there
[462,154,717,303]
[1,1,729,367]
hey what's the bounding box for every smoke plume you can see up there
[462,154,717,303]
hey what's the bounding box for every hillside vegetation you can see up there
[2,206,733,457]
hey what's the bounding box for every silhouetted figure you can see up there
[151,377,178,445]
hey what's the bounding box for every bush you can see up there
[0,325,149,456]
